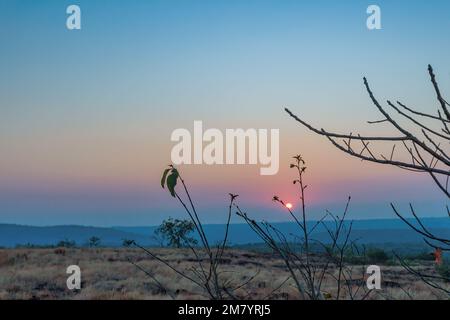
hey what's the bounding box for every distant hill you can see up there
[115,217,450,246]
[0,217,448,249]
[0,224,155,247]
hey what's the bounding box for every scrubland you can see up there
[0,248,447,300]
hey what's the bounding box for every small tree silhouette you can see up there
[155,217,197,248]
[57,239,76,248]
[88,236,101,248]
[122,239,135,247]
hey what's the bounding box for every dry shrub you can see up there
[54,248,66,256]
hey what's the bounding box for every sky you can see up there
[0,0,449,226]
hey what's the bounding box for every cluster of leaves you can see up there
[161,165,179,197]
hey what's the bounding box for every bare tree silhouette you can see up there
[236,155,373,300]
[285,65,450,294]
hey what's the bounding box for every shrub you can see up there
[88,236,101,248]
[56,239,76,248]
[367,248,390,264]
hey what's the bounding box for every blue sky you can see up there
[0,0,449,226]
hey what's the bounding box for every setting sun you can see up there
[285,203,293,209]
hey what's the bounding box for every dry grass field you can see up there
[0,248,447,300]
